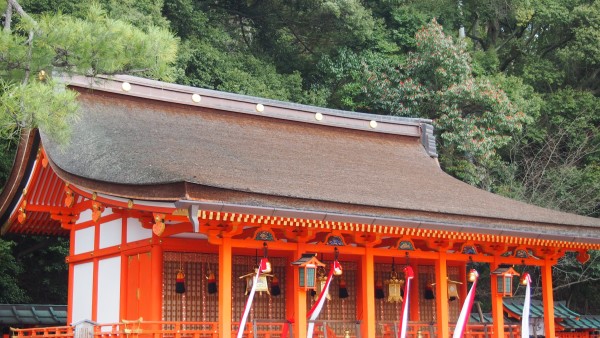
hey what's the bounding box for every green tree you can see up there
[0,239,28,303]
[365,19,533,186]
[10,235,69,304]
[501,89,600,217]
[1,0,178,144]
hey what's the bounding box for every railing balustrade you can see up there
[9,320,524,338]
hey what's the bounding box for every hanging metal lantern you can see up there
[292,253,325,290]
[239,243,274,295]
[385,259,404,303]
[491,265,520,297]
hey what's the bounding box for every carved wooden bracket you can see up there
[51,213,79,229]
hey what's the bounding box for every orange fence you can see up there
[11,320,524,338]
[11,320,290,338]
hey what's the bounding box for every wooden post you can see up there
[150,243,163,321]
[219,236,233,338]
[285,257,295,333]
[542,259,556,338]
[435,251,449,338]
[294,243,307,338]
[490,261,505,338]
[410,261,420,321]
[360,247,376,338]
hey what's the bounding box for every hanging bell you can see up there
[468,269,478,282]
[314,267,330,300]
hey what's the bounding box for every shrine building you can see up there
[1,74,600,338]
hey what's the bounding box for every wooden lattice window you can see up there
[163,252,220,324]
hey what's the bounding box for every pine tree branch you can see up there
[7,0,35,24]
[3,2,12,32]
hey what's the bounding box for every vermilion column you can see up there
[409,261,420,322]
[219,236,233,338]
[150,243,163,321]
[542,260,556,337]
[435,251,449,338]
[490,261,505,338]
[360,247,376,337]
[293,243,307,338]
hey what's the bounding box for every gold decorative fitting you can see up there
[128,200,134,209]
[64,188,75,208]
[121,82,132,92]
[315,113,324,121]
[38,70,47,81]
[152,213,166,236]
[91,201,104,223]
[255,103,265,112]
[369,120,378,129]
[17,202,27,224]
[191,94,202,103]
[22,188,27,197]
[92,192,97,200]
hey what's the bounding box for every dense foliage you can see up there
[1,0,599,313]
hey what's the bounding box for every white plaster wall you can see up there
[99,218,122,249]
[74,227,95,254]
[72,262,94,324]
[96,257,121,328]
[127,218,151,243]
[79,209,93,223]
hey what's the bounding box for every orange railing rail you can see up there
[376,321,521,338]
[11,320,524,338]
[11,319,291,338]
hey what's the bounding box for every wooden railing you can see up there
[376,321,521,338]
[11,320,523,338]
[11,319,290,338]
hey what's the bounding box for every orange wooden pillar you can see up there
[542,259,556,338]
[219,236,233,338]
[285,257,296,335]
[490,261,505,338]
[359,247,376,337]
[293,243,307,338]
[150,243,163,321]
[435,251,449,338]
[409,260,420,321]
